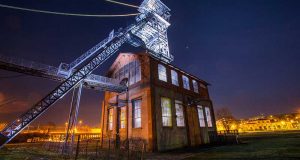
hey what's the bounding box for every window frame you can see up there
[205,107,213,127]
[192,80,199,93]
[135,61,141,82]
[171,70,179,86]
[158,64,167,82]
[108,108,114,130]
[132,99,142,128]
[120,107,126,129]
[161,97,172,127]
[197,105,206,127]
[182,75,190,90]
[129,62,135,85]
[175,100,185,127]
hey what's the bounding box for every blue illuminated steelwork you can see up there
[0,54,126,93]
[62,83,83,154]
[58,30,115,77]
[0,0,172,148]
[130,0,173,62]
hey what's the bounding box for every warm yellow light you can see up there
[281,121,286,125]
[231,124,236,129]
[79,120,83,124]
[91,128,101,133]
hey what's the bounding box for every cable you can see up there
[105,0,139,8]
[0,4,139,17]
[0,98,16,108]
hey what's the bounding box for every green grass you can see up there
[1,132,300,160]
[185,133,300,160]
[0,143,64,160]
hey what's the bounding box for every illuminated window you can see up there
[171,70,179,86]
[129,61,141,85]
[158,64,167,82]
[175,100,185,127]
[120,107,126,129]
[205,107,213,127]
[182,75,190,90]
[161,97,172,127]
[192,80,199,93]
[133,99,142,128]
[108,108,113,130]
[197,105,206,127]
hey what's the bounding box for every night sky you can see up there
[0,0,299,127]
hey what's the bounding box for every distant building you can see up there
[217,113,300,132]
[100,52,216,152]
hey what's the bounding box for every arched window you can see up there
[171,70,179,86]
[182,75,190,90]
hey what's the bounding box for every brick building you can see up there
[100,51,216,151]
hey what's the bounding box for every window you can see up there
[197,105,206,127]
[171,70,179,86]
[175,100,185,127]
[135,61,141,82]
[129,62,135,85]
[129,61,141,85]
[192,80,199,93]
[120,107,126,129]
[119,67,124,81]
[113,61,141,86]
[108,108,113,130]
[124,64,129,79]
[133,99,142,128]
[205,107,213,127]
[161,97,172,127]
[158,64,167,82]
[182,75,190,90]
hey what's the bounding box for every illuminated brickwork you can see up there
[100,52,216,151]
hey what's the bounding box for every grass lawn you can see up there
[0,132,300,160]
[185,132,300,160]
[0,143,64,160]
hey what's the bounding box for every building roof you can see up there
[107,51,210,86]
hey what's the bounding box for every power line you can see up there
[0,4,139,18]
[0,98,16,108]
[105,0,139,8]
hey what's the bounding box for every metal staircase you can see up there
[0,0,173,148]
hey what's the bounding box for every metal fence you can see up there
[42,135,146,160]
[209,130,239,144]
